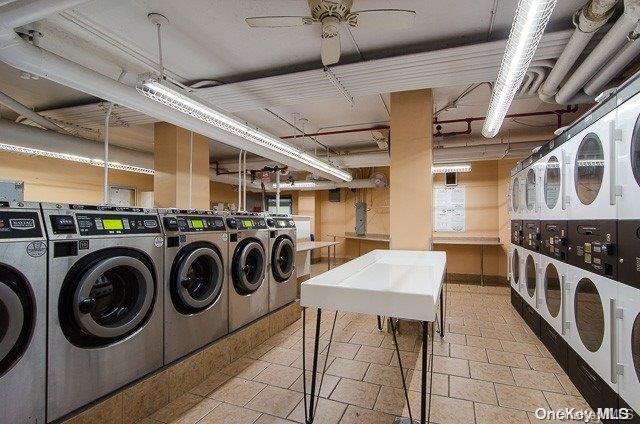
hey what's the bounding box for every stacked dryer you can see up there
[0,202,46,423]
[508,71,640,419]
[266,214,297,311]
[160,209,228,364]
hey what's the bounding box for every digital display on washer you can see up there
[191,219,204,229]
[76,213,161,235]
[102,219,124,230]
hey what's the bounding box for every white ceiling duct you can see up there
[0,119,153,169]
[433,141,543,163]
[0,0,350,182]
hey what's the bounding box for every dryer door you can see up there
[0,266,33,376]
[232,240,266,295]
[61,249,156,346]
[271,236,295,282]
[172,245,224,313]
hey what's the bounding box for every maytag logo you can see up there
[10,219,35,230]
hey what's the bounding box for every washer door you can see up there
[61,249,156,346]
[172,244,224,313]
[0,266,34,376]
[232,240,266,295]
[271,236,295,282]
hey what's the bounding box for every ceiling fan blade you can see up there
[321,33,341,66]
[349,9,416,29]
[245,16,312,28]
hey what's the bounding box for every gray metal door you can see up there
[173,246,224,312]
[232,241,266,295]
[271,236,295,282]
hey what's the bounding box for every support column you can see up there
[154,122,210,209]
[389,89,434,250]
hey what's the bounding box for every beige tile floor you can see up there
[140,261,595,424]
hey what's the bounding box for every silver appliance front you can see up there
[227,219,269,332]
[43,204,164,421]
[267,216,297,312]
[161,210,229,364]
[0,202,46,424]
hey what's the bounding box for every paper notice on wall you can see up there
[434,186,465,232]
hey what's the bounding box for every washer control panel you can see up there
[226,213,267,230]
[540,220,568,261]
[49,213,161,236]
[266,215,296,229]
[175,215,226,232]
[0,210,42,239]
[568,220,617,279]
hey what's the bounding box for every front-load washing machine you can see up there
[617,282,640,417]
[615,73,640,289]
[0,202,46,423]
[564,98,618,221]
[42,203,164,421]
[160,209,228,364]
[226,212,269,332]
[266,214,297,311]
[565,265,618,392]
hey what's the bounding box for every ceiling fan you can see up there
[246,0,416,66]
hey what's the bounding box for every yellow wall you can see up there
[0,151,153,205]
[209,181,240,207]
[310,160,517,279]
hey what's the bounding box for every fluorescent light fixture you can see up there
[0,143,155,175]
[137,77,352,182]
[272,181,317,189]
[432,163,472,174]
[482,0,557,138]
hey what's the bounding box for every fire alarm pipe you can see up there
[279,105,579,139]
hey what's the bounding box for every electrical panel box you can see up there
[0,180,24,202]
[355,202,366,235]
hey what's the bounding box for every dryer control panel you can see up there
[618,220,640,289]
[568,220,617,279]
[540,220,568,261]
[511,220,523,245]
[522,220,541,252]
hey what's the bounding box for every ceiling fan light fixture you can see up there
[136,77,352,181]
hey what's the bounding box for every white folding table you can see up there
[300,249,447,424]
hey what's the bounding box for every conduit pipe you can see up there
[0,90,69,133]
[540,0,619,102]
[237,150,242,210]
[0,118,153,168]
[555,0,640,104]
[583,24,640,94]
[0,0,348,182]
[103,69,127,205]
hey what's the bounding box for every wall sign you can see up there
[434,186,465,232]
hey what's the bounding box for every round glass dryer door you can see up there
[525,255,536,298]
[574,278,604,352]
[633,313,640,383]
[173,245,223,313]
[544,263,561,317]
[232,240,266,295]
[271,236,295,282]
[544,156,561,209]
[512,177,520,212]
[512,249,520,285]
[632,114,640,187]
[61,250,156,346]
[525,169,536,211]
[575,133,604,205]
[0,266,34,376]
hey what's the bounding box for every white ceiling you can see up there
[0,0,590,165]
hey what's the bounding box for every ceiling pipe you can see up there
[0,0,88,29]
[539,0,619,102]
[555,0,640,104]
[583,24,640,94]
[0,0,349,182]
[0,118,153,168]
[0,90,70,133]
